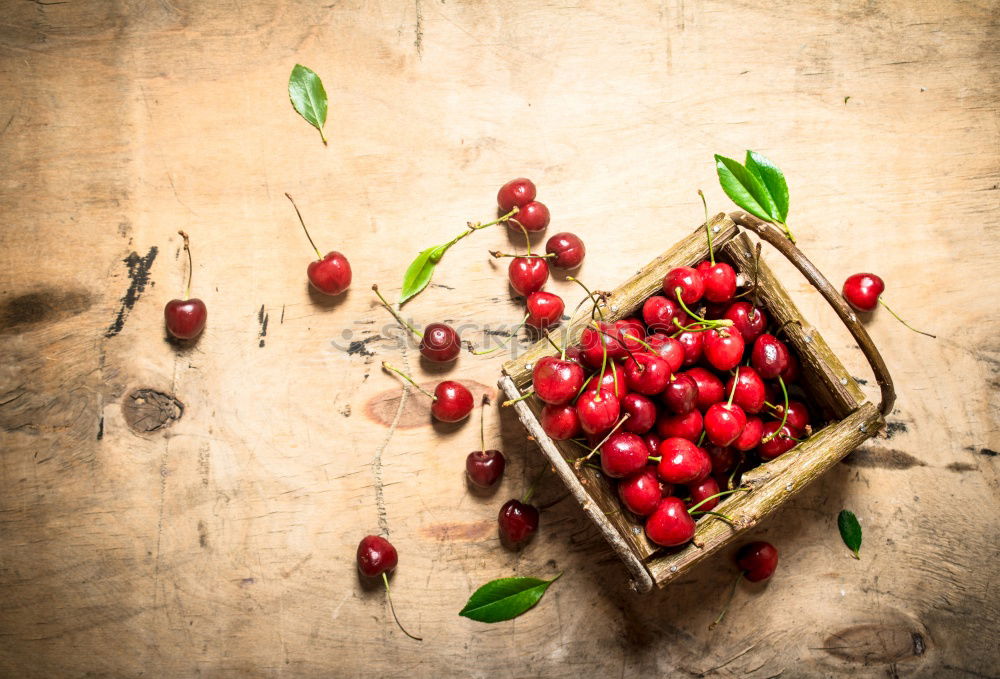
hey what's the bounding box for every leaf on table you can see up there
[838,509,862,559]
[459,574,561,623]
[745,150,789,223]
[400,243,449,305]
[288,64,329,144]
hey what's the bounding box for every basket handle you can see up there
[728,212,895,417]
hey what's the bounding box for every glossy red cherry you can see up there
[544,232,585,269]
[497,178,537,213]
[704,403,747,447]
[466,450,506,488]
[525,291,564,329]
[576,389,620,435]
[357,535,398,577]
[420,322,461,362]
[582,362,627,399]
[508,256,549,296]
[780,400,811,434]
[600,432,651,478]
[165,299,207,340]
[540,403,581,440]
[779,352,800,383]
[662,374,699,415]
[498,499,539,547]
[663,266,705,305]
[686,476,721,511]
[736,541,779,581]
[751,334,790,379]
[642,296,688,333]
[511,201,550,232]
[758,422,797,459]
[643,432,662,452]
[579,322,627,365]
[621,392,657,434]
[696,261,737,303]
[308,252,352,295]
[532,356,585,405]
[733,416,764,451]
[646,334,685,373]
[615,318,647,353]
[657,437,711,484]
[686,368,724,411]
[842,273,884,312]
[431,381,474,422]
[725,367,767,414]
[645,496,696,547]
[676,327,705,367]
[706,444,737,476]
[624,353,671,395]
[618,467,662,516]
[656,408,703,442]
[703,326,745,372]
[723,301,768,344]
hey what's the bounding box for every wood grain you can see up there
[1,0,998,677]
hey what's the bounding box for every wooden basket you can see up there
[499,212,895,593]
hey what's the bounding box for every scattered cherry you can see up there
[545,232,586,269]
[511,201,550,232]
[286,193,352,296]
[508,256,549,296]
[841,273,884,312]
[735,541,779,581]
[497,178,537,213]
[382,362,473,423]
[165,231,207,340]
[467,450,505,488]
[498,499,540,547]
[526,291,564,329]
[356,535,421,641]
[420,322,462,362]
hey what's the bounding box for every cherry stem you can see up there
[596,326,639,369]
[699,189,714,265]
[726,460,741,491]
[178,230,193,300]
[490,251,554,259]
[577,413,632,467]
[575,373,595,398]
[479,395,489,452]
[647,455,661,463]
[382,573,422,641]
[697,430,706,446]
[727,367,739,407]
[516,221,532,256]
[691,510,735,523]
[451,206,519,248]
[761,376,789,443]
[673,289,734,329]
[709,572,742,631]
[567,277,606,322]
[502,391,534,407]
[284,193,323,260]
[878,298,936,338]
[591,320,610,400]
[381,362,435,400]
[541,331,564,357]
[373,284,422,338]
[469,314,529,355]
[522,464,548,504]
[687,487,748,513]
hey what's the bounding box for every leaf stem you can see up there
[285,193,323,259]
[382,573,422,641]
[178,230,193,300]
[878,299,936,338]
[699,189,714,265]
[761,376,789,443]
[382,361,435,400]
[373,284,422,338]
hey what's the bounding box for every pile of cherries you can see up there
[526,254,815,549]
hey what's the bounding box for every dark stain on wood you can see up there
[96,415,104,440]
[197,520,208,548]
[842,445,925,470]
[419,520,493,541]
[0,289,93,334]
[884,421,908,439]
[105,247,158,338]
[364,380,494,429]
[822,623,928,664]
[346,335,381,357]
[945,462,977,472]
[122,388,183,433]
[257,304,268,348]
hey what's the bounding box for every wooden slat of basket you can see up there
[721,233,865,419]
[645,401,883,586]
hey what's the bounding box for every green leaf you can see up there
[838,509,862,559]
[288,64,328,144]
[459,574,561,623]
[400,244,449,305]
[714,154,775,222]
[745,150,789,223]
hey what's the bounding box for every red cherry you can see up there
[466,450,506,488]
[642,296,688,333]
[497,178,537,213]
[842,273,884,312]
[751,334,790,379]
[704,403,747,447]
[646,334,685,373]
[657,437,711,484]
[703,326,745,372]
[357,535,398,577]
[643,432,662,452]
[498,499,539,547]
[736,541,779,581]
[621,393,657,434]
[525,291,564,329]
[725,367,767,414]
[663,266,705,305]
[645,496,696,547]
[544,232,585,269]
[511,201,550,232]
[686,368,724,411]
[656,408,703,442]
[779,352,800,383]
[676,327,705,367]
[307,252,352,295]
[165,299,207,340]
[508,257,549,296]
[706,444,737,476]
[431,381,474,422]
[686,476,721,511]
[758,422,796,459]
[540,403,581,440]
[420,322,461,362]
[733,416,764,451]
[723,301,768,344]
[576,389,620,435]
[582,362,627,399]
[781,400,811,434]
[532,356,584,405]
[696,261,737,303]
[600,432,651,478]
[661,374,699,415]
[618,467,662,516]
[579,322,627,366]
[624,353,671,395]
[615,318,647,353]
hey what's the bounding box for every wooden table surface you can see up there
[2,1,998,677]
